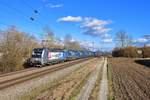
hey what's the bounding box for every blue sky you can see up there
[0,0,150,51]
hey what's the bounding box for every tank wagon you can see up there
[29,48,94,67]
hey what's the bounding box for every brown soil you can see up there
[108,58,150,100]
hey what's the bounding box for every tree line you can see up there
[0,26,84,73]
[112,30,150,58]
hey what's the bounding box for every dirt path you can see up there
[77,58,104,100]
[98,58,108,100]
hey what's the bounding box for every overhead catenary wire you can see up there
[20,0,52,38]
[0,0,44,37]
[0,1,31,21]
[22,0,39,14]
[0,0,46,25]
[21,0,39,22]
[21,0,49,24]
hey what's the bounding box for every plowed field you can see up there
[108,58,150,100]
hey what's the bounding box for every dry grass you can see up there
[89,69,102,99]
[89,60,103,100]
[107,61,115,100]
[68,71,92,100]
[36,60,97,100]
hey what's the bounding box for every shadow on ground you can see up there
[135,59,150,68]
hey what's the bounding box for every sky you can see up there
[0,0,150,51]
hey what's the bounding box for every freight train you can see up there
[28,48,95,67]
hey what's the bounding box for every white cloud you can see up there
[132,34,150,46]
[45,3,63,8]
[81,17,112,37]
[102,38,113,43]
[82,17,111,27]
[144,34,150,40]
[133,38,148,43]
[57,16,112,42]
[57,16,82,22]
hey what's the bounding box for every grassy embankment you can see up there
[107,59,115,100]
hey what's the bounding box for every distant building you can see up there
[137,49,142,55]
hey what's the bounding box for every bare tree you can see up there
[115,30,132,48]
[64,34,72,49]
[42,25,64,49]
[0,26,39,73]
[42,25,54,48]
[64,34,82,50]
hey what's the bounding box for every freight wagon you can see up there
[29,48,94,67]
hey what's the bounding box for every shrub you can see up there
[123,46,139,58]
[112,48,124,57]
[112,46,141,58]
[142,46,150,58]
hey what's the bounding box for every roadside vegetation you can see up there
[89,66,102,100]
[112,46,150,58]
[107,59,115,100]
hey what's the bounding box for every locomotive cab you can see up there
[30,48,48,66]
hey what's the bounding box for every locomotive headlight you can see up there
[35,58,38,61]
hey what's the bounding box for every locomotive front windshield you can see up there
[32,48,43,58]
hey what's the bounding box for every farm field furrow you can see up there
[109,58,150,100]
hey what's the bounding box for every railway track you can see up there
[0,68,37,77]
[0,58,92,90]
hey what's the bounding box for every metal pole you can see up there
[92,41,94,51]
